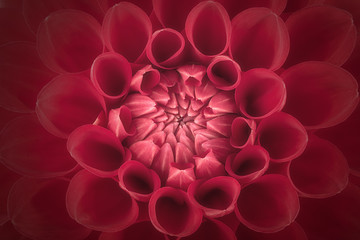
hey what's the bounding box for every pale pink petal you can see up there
[202,138,235,163]
[194,149,226,179]
[129,140,160,167]
[122,94,157,117]
[151,143,174,182]
[207,91,238,115]
[206,114,237,137]
[166,163,196,190]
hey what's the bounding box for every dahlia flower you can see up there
[0,0,360,239]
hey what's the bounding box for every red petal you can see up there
[36,74,106,138]
[102,2,152,62]
[285,6,356,66]
[99,221,167,240]
[194,77,218,102]
[108,106,136,141]
[37,10,103,73]
[131,65,160,95]
[185,1,231,58]
[67,124,126,177]
[230,8,289,71]
[225,145,270,184]
[147,28,186,69]
[289,135,349,198]
[149,187,203,237]
[0,221,31,240]
[230,117,256,148]
[118,160,161,202]
[91,52,132,99]
[180,218,237,240]
[235,68,286,119]
[256,112,308,162]
[166,162,196,190]
[0,115,76,177]
[235,174,300,233]
[98,0,153,15]
[188,176,240,218]
[0,165,19,225]
[285,0,325,12]
[0,42,55,113]
[282,61,359,129]
[207,56,242,90]
[194,149,226,179]
[66,170,138,232]
[202,138,235,163]
[129,140,160,167]
[217,0,287,17]
[8,177,91,240]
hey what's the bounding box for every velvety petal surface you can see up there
[230,117,256,148]
[217,0,287,17]
[0,165,19,225]
[108,106,136,141]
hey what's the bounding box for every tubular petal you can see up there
[188,176,240,218]
[130,65,160,95]
[289,135,349,198]
[201,138,235,163]
[36,74,106,138]
[236,174,300,233]
[37,10,103,73]
[281,61,359,129]
[285,6,356,66]
[118,160,161,202]
[91,52,132,99]
[256,112,308,162]
[0,115,77,177]
[67,124,127,177]
[235,68,286,119]
[230,8,289,71]
[180,218,237,240]
[185,1,231,58]
[66,170,139,232]
[149,187,203,237]
[0,42,55,113]
[194,149,226,179]
[230,117,256,148]
[207,56,242,91]
[147,28,186,69]
[102,2,152,62]
[166,162,196,190]
[108,106,136,141]
[225,145,270,184]
[8,177,91,240]
[217,0,287,17]
[99,221,167,240]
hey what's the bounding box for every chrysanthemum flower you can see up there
[1,0,360,240]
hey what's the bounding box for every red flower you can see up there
[1,1,360,240]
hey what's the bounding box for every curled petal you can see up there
[230,117,256,149]
[131,65,160,95]
[66,170,138,232]
[123,94,157,118]
[67,124,127,177]
[188,176,240,218]
[0,42,54,113]
[149,187,203,237]
[256,112,308,162]
[98,0,153,15]
[8,177,91,240]
[236,174,300,233]
[207,91,238,115]
[289,135,349,198]
[177,65,207,87]
[195,77,218,102]
[281,61,359,129]
[36,74,105,138]
[118,160,161,202]
[166,162,196,190]
[0,115,76,177]
[230,8,289,71]
[207,56,242,90]
[99,221,167,240]
[194,149,226,179]
[37,10,103,73]
[91,52,132,99]
[235,68,286,119]
[180,218,237,240]
[147,28,186,69]
[201,138,235,163]
[285,6,356,66]
[225,145,270,184]
[102,2,152,62]
[108,106,136,141]
[217,0,287,17]
[185,1,231,58]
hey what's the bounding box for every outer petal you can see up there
[149,187,203,237]
[230,117,256,149]
[235,68,286,119]
[91,52,132,99]
[0,115,76,177]
[36,74,106,138]
[108,106,136,141]
[8,177,91,240]
[235,174,300,233]
[230,8,289,71]
[288,135,349,198]
[98,0,153,15]
[99,221,167,240]
[281,61,359,129]
[217,0,287,17]
[66,170,138,232]
[0,42,55,113]
[67,124,127,177]
[37,10,103,73]
[0,165,19,225]
[102,2,152,62]
[185,1,231,59]
[188,176,240,218]
[130,65,160,95]
[285,6,356,67]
